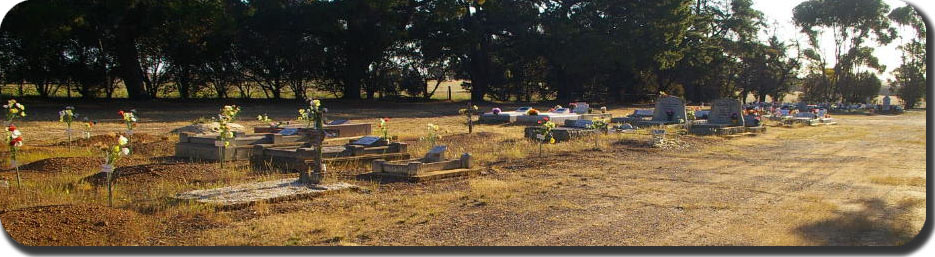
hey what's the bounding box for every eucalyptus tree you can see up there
[793,0,896,102]
[889,5,926,109]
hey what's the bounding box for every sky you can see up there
[752,0,920,82]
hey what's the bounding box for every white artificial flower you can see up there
[120,147,130,156]
[15,141,23,147]
[11,129,21,138]
[118,135,129,146]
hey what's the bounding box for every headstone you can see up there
[327,119,349,125]
[694,110,710,119]
[572,102,590,114]
[708,98,744,126]
[796,102,808,112]
[883,95,892,111]
[567,119,593,128]
[424,145,448,163]
[279,128,298,136]
[351,136,382,146]
[651,96,687,122]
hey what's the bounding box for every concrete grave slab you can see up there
[175,179,357,208]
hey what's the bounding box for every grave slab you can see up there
[175,179,357,207]
[254,123,372,138]
[362,153,477,182]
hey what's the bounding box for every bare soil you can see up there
[0,204,152,246]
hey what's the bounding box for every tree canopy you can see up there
[0,0,922,105]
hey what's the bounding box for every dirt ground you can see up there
[0,99,926,246]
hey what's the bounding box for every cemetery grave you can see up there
[253,120,372,137]
[251,135,411,173]
[784,108,838,126]
[523,118,600,143]
[175,179,358,208]
[174,131,306,161]
[514,107,582,125]
[362,145,479,182]
[175,128,358,207]
[175,120,372,161]
[610,96,688,127]
[689,98,766,136]
[479,107,532,123]
[480,102,611,125]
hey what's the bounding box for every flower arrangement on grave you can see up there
[686,108,696,121]
[82,117,96,139]
[423,123,441,147]
[118,109,138,135]
[600,106,608,114]
[215,105,240,168]
[548,105,563,112]
[536,117,556,157]
[7,125,23,187]
[3,99,26,125]
[59,106,78,143]
[591,117,609,149]
[98,134,129,206]
[378,117,391,141]
[491,108,502,115]
[526,108,539,116]
[592,117,609,133]
[458,104,479,134]
[257,113,284,128]
[298,99,327,129]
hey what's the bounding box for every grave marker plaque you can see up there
[351,136,382,146]
[568,119,593,128]
[279,128,298,136]
[328,119,349,125]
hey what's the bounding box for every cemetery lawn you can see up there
[0,100,926,246]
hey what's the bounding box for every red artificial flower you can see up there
[7,125,15,131]
[543,117,550,121]
[9,137,22,146]
[118,110,125,116]
[537,120,542,124]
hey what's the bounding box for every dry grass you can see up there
[0,101,927,246]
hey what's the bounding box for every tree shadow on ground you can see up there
[795,198,923,246]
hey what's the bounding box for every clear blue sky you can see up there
[753,0,920,82]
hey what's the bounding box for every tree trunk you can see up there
[115,28,149,100]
